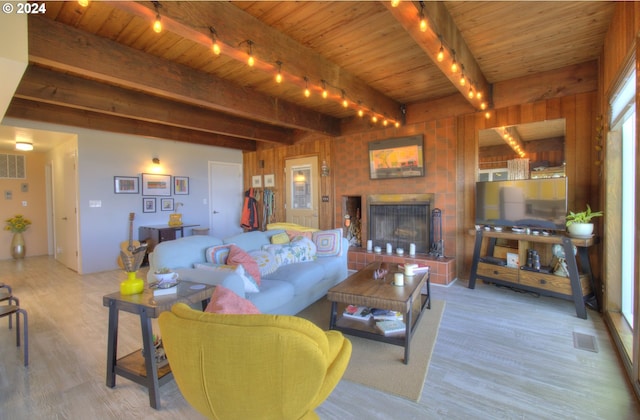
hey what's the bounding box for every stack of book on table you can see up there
[342,305,372,321]
[375,319,406,336]
[370,308,403,321]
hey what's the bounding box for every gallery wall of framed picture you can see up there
[114,174,190,212]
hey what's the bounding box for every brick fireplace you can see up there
[334,118,458,285]
[368,193,433,254]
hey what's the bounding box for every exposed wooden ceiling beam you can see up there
[15,65,294,146]
[110,1,403,123]
[6,98,257,151]
[386,1,491,110]
[27,15,341,137]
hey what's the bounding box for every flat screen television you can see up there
[475,177,568,231]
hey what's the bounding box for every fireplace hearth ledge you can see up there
[347,246,455,286]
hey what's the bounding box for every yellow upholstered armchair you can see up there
[158,303,352,420]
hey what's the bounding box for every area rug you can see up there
[297,297,445,402]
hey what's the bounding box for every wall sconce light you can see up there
[15,141,33,151]
[152,157,160,165]
[321,160,330,177]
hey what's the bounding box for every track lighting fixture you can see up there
[209,27,221,55]
[152,1,162,33]
[139,10,404,127]
[419,2,427,32]
[246,40,255,67]
[275,61,283,84]
[304,77,311,97]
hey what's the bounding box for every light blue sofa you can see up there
[147,229,349,315]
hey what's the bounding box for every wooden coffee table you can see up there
[327,262,430,364]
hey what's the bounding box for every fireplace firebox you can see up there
[367,194,433,254]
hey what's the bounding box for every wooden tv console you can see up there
[468,229,595,319]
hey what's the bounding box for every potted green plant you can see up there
[566,204,603,237]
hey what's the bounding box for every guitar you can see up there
[117,212,142,268]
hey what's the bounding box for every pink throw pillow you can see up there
[227,244,262,285]
[286,230,313,241]
[204,285,260,314]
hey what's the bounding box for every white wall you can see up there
[3,117,242,273]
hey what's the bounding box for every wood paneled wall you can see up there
[458,92,600,291]
[243,78,599,288]
[245,131,334,230]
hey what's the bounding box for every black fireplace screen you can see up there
[368,203,430,253]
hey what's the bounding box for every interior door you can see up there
[285,156,319,228]
[209,161,243,238]
[53,145,79,272]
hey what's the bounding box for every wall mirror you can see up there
[478,118,566,181]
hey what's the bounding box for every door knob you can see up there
[62,217,68,220]
[213,210,220,214]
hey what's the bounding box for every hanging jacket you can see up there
[241,188,259,231]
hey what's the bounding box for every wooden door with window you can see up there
[285,156,319,229]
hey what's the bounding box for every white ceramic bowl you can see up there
[154,272,178,283]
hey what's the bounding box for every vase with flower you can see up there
[5,215,32,259]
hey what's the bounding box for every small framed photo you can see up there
[142,173,171,196]
[161,197,174,211]
[142,197,156,213]
[506,252,520,268]
[252,175,262,188]
[264,174,275,188]
[174,176,189,195]
[114,176,139,194]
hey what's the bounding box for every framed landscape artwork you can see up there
[368,135,424,180]
[142,173,171,196]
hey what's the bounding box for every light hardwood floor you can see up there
[1,256,639,419]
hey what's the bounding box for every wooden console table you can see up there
[103,281,215,409]
[469,229,595,319]
[138,224,199,252]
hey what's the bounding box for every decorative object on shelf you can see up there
[114,176,139,194]
[173,176,189,195]
[551,243,572,277]
[142,334,169,368]
[566,204,603,237]
[5,215,31,259]
[142,173,171,196]
[169,202,183,226]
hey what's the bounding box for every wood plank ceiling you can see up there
[5,1,615,151]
